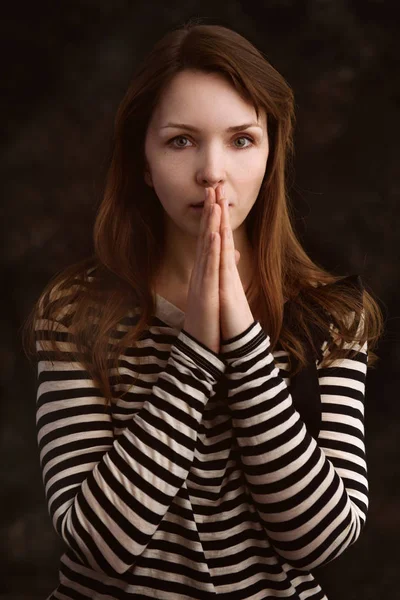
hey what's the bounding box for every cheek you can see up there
[248,162,268,196]
[236,147,268,178]
[150,168,191,216]
[234,166,266,193]
[153,160,191,196]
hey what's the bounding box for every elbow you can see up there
[56,510,136,576]
[273,509,366,571]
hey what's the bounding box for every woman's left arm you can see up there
[221,319,368,571]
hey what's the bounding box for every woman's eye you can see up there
[167,135,254,149]
[169,135,191,148]
[234,135,254,149]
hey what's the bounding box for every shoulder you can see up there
[302,273,364,320]
[37,261,101,324]
[315,274,364,296]
[283,273,365,362]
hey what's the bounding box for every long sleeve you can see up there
[35,315,225,576]
[220,318,368,571]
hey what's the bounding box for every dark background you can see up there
[2,1,399,598]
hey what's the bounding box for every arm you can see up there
[36,316,225,575]
[220,317,368,571]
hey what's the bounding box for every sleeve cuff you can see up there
[220,320,271,363]
[176,328,226,380]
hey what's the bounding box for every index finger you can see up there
[216,184,230,231]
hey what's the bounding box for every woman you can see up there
[23,20,383,600]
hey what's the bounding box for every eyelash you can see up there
[167,134,255,150]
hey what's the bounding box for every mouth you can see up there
[190,202,232,208]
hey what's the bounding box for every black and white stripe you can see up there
[35,283,368,599]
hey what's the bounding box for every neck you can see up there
[155,242,255,293]
[156,222,255,289]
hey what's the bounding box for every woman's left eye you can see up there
[233,135,254,148]
[167,135,255,149]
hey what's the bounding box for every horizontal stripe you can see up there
[35,274,368,598]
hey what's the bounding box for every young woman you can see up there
[23,20,383,600]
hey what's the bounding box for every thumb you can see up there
[235,249,240,265]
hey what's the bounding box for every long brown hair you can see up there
[21,20,384,405]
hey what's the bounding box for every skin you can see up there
[143,69,269,297]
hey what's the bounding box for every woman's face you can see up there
[144,69,269,241]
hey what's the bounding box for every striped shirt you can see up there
[35,283,368,599]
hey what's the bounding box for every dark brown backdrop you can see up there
[2,1,399,598]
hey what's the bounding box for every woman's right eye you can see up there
[167,135,192,149]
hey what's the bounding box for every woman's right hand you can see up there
[183,186,222,354]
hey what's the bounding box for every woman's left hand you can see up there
[215,184,255,343]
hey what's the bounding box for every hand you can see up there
[214,185,255,343]
[182,187,222,354]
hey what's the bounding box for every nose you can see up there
[196,148,226,191]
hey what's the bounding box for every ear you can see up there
[144,169,153,188]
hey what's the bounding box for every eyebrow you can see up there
[160,122,263,133]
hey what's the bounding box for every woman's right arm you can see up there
[35,315,225,576]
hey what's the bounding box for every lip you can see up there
[190,204,233,208]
